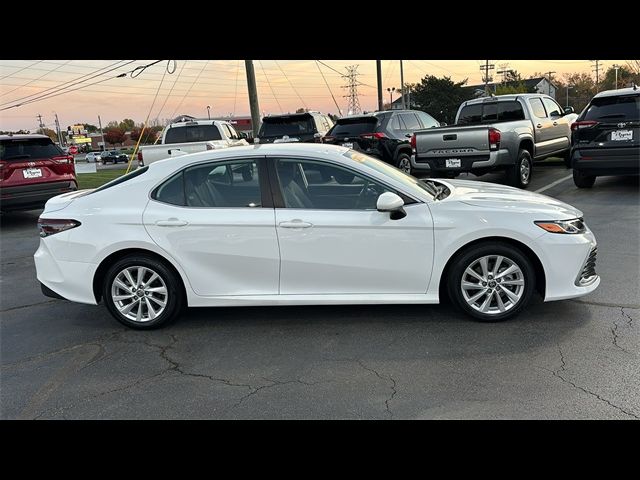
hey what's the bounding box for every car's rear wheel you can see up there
[506,149,532,189]
[447,242,535,322]
[396,153,412,174]
[573,169,596,188]
[103,255,185,329]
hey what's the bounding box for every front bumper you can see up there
[34,239,98,305]
[411,149,513,173]
[538,229,600,302]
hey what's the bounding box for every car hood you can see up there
[442,179,582,219]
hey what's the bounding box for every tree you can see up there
[411,75,476,125]
[119,118,136,131]
[37,128,58,142]
[601,65,639,90]
[104,127,126,146]
[83,123,98,133]
[295,107,308,113]
[106,121,119,129]
[626,60,640,76]
[559,73,596,112]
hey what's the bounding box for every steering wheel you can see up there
[355,180,379,209]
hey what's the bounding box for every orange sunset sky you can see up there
[0,59,628,131]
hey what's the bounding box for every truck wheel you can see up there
[395,153,412,175]
[573,169,596,188]
[506,149,532,189]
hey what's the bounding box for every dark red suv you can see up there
[0,134,77,212]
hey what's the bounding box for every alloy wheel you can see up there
[460,255,525,314]
[520,158,531,185]
[111,266,168,322]
[398,157,411,173]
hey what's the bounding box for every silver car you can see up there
[85,151,102,163]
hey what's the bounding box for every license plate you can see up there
[611,130,633,141]
[22,168,42,179]
[445,158,461,168]
[342,142,353,148]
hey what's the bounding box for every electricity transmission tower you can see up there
[342,65,362,115]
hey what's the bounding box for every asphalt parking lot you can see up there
[1,161,638,419]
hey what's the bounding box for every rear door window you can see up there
[583,95,640,121]
[497,101,525,121]
[0,137,63,161]
[399,113,421,131]
[528,98,547,118]
[416,111,439,128]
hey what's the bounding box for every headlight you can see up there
[535,218,586,234]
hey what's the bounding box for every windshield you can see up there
[259,116,315,137]
[342,149,437,198]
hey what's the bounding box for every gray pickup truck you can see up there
[410,93,576,188]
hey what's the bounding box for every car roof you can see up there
[592,86,639,98]
[0,134,51,141]
[462,93,551,106]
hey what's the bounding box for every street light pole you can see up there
[386,87,395,108]
[566,86,573,107]
[207,105,211,119]
[612,64,620,89]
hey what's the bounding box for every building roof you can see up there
[465,77,554,91]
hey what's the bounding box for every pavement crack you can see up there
[620,307,634,327]
[610,321,630,354]
[0,299,59,314]
[357,360,396,419]
[233,377,318,408]
[569,299,640,309]
[551,345,639,420]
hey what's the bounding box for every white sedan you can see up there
[85,151,102,163]
[34,144,600,329]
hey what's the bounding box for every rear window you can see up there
[329,117,379,136]
[583,95,640,121]
[457,101,525,125]
[259,116,315,137]
[0,137,63,161]
[91,166,148,193]
[164,125,222,144]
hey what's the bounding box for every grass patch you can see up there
[77,168,127,189]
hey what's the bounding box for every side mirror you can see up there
[377,192,406,220]
[564,106,574,115]
[238,132,248,139]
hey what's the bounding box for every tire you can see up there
[101,160,106,165]
[573,169,596,188]
[562,149,572,169]
[506,149,532,189]
[395,153,412,175]
[446,242,535,322]
[102,254,185,329]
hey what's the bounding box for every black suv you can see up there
[101,150,128,164]
[571,86,639,188]
[257,112,334,144]
[322,109,439,174]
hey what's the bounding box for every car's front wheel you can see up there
[103,254,185,329]
[447,242,535,322]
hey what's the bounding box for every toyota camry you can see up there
[34,144,599,329]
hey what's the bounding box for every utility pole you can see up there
[98,115,105,151]
[546,71,556,96]
[245,60,261,138]
[36,113,44,133]
[592,60,602,92]
[54,112,63,146]
[612,64,620,89]
[480,60,495,96]
[400,60,405,109]
[566,85,573,107]
[376,60,383,111]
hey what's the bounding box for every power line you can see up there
[258,60,283,114]
[315,61,343,116]
[170,60,209,118]
[275,60,307,109]
[233,60,241,116]
[152,60,187,123]
[317,60,344,76]
[0,60,135,107]
[0,60,74,100]
[0,60,44,81]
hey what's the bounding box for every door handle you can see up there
[156,218,188,227]
[279,220,313,229]
[536,124,543,128]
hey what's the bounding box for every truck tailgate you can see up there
[414,125,491,164]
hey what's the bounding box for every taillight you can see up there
[37,218,81,238]
[488,128,501,150]
[571,120,598,131]
[323,135,335,143]
[137,150,144,166]
[360,132,386,140]
[52,155,73,164]
[410,133,416,151]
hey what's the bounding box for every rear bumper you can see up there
[572,147,640,175]
[412,149,512,172]
[0,181,77,211]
